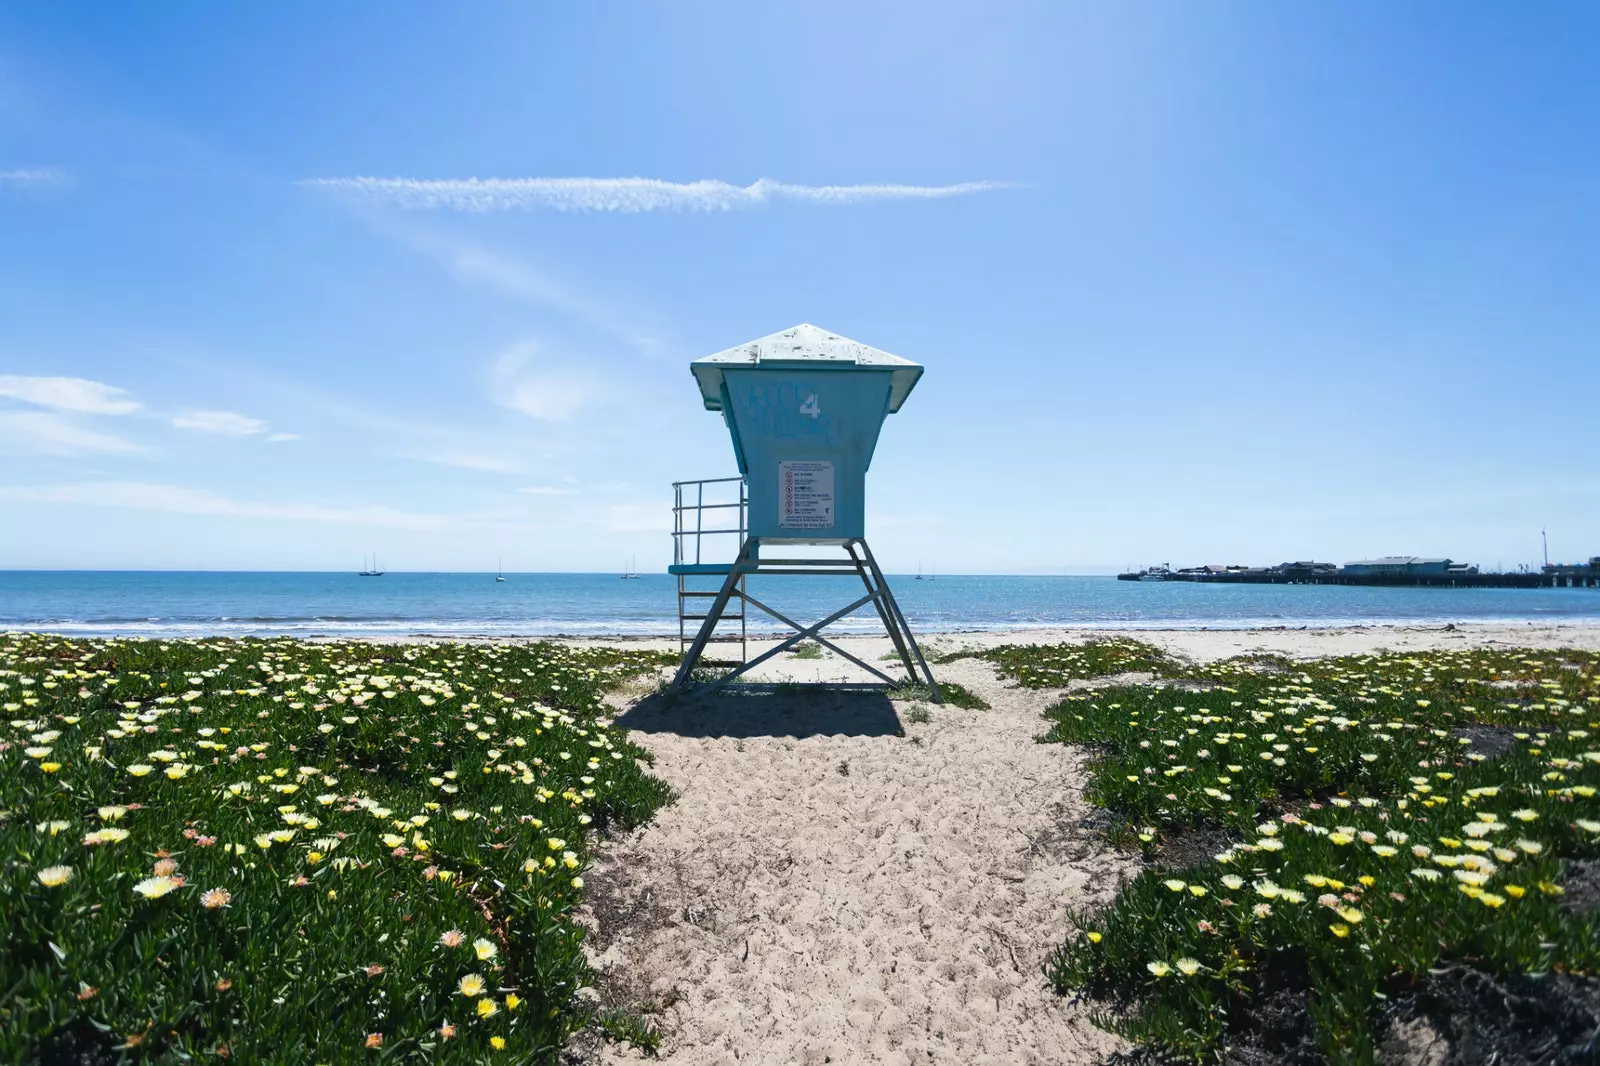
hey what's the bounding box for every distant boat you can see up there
[621,556,641,580]
[1116,564,1171,582]
[359,553,385,577]
[916,561,924,581]
[496,557,506,582]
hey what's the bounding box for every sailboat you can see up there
[359,553,385,577]
[916,561,924,581]
[620,555,641,580]
[496,557,506,582]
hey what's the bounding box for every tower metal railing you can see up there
[671,477,748,662]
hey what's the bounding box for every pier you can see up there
[1119,556,1600,589]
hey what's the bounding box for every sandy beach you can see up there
[571,623,1600,1064]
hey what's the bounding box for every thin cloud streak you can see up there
[413,451,528,475]
[366,219,664,357]
[0,375,141,415]
[171,409,269,436]
[302,176,1019,213]
[0,168,68,187]
[0,412,144,456]
[0,481,454,530]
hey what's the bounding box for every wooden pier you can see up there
[1120,562,1599,589]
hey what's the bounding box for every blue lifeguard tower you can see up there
[668,324,941,699]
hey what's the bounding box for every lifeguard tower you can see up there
[668,324,941,700]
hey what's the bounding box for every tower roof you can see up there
[690,323,924,412]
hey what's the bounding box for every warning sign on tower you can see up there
[778,460,834,529]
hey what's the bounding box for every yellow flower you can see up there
[1330,923,1350,938]
[504,993,521,1011]
[1146,961,1171,977]
[83,827,131,846]
[1222,875,1244,890]
[1086,931,1103,944]
[36,865,73,887]
[40,762,61,773]
[98,805,128,821]
[1478,892,1506,908]
[489,1036,506,1050]
[473,938,498,961]
[476,998,499,1018]
[381,834,404,848]
[1338,907,1363,924]
[1511,809,1538,822]
[134,875,180,899]
[1505,884,1527,898]
[458,973,486,998]
[128,764,154,777]
[1176,957,1202,976]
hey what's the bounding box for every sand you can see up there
[573,624,1600,1065]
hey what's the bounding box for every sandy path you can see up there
[573,623,1600,1064]
[580,656,1131,1066]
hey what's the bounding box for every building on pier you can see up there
[1342,557,1477,578]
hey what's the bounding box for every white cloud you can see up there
[302,175,1018,213]
[491,341,595,421]
[0,169,68,188]
[0,375,140,415]
[605,502,670,533]
[171,409,270,437]
[0,481,451,530]
[416,451,527,475]
[375,224,657,354]
[265,432,300,443]
[0,411,144,456]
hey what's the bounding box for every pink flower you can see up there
[201,888,232,909]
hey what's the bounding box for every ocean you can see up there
[1,570,1598,639]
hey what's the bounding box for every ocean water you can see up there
[1,571,1598,639]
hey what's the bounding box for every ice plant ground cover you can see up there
[1039,647,1600,1061]
[950,637,1185,685]
[0,633,676,1062]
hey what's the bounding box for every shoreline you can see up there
[8,617,1600,643]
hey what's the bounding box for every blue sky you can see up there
[1,3,1596,574]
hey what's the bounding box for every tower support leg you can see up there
[670,537,756,692]
[858,539,941,702]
